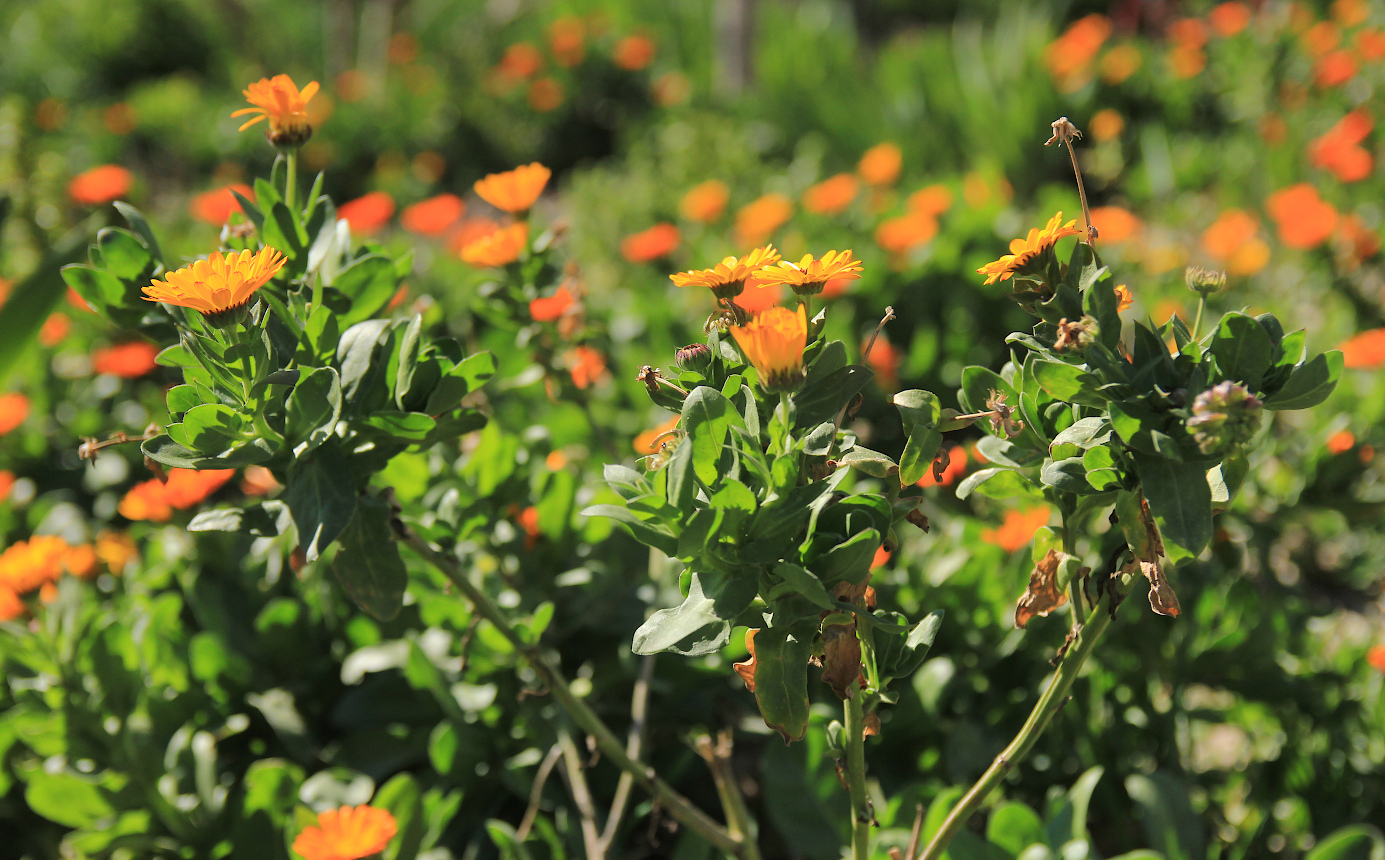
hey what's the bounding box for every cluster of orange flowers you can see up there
[0,532,137,622]
[118,469,235,522]
[487,16,667,112]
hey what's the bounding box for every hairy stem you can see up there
[844,687,872,860]
[399,528,748,858]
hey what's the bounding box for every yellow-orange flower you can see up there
[95,531,138,574]
[474,163,551,214]
[0,536,71,595]
[858,143,903,186]
[730,305,808,392]
[1090,109,1124,141]
[621,223,681,263]
[981,506,1053,553]
[1088,206,1142,243]
[976,212,1082,285]
[876,213,938,255]
[613,35,657,71]
[69,165,132,206]
[680,180,730,223]
[907,185,953,217]
[401,194,465,237]
[756,250,863,297]
[232,75,320,146]
[144,248,286,317]
[1209,2,1253,37]
[670,246,781,300]
[634,416,680,455]
[1114,284,1134,312]
[735,194,793,247]
[119,482,175,523]
[737,277,784,314]
[567,345,607,390]
[459,223,528,268]
[802,174,859,216]
[0,588,20,622]
[293,805,398,860]
[92,341,160,378]
[1338,328,1385,369]
[0,393,30,437]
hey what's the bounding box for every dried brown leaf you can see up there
[1130,559,1181,617]
[1015,548,1070,629]
[820,623,862,700]
[733,628,758,692]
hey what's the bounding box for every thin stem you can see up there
[557,725,603,860]
[398,528,748,858]
[516,744,563,841]
[844,687,872,860]
[913,583,1127,860]
[598,654,656,852]
[695,732,762,860]
[285,150,298,212]
[1063,137,1094,246]
[1191,294,1208,342]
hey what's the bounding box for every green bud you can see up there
[1186,380,1263,455]
[674,343,713,373]
[1186,266,1228,295]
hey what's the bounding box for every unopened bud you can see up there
[1186,380,1263,455]
[674,343,713,373]
[1186,266,1228,295]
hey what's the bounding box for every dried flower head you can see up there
[1186,381,1263,455]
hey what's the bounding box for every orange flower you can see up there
[976,212,1083,284]
[0,535,71,595]
[69,165,132,206]
[497,43,544,81]
[474,163,551,214]
[164,469,234,507]
[460,222,528,268]
[1202,209,1259,259]
[1309,111,1373,182]
[757,250,863,296]
[670,246,781,297]
[1335,213,1381,268]
[1315,50,1359,87]
[1167,44,1207,78]
[1114,284,1134,312]
[870,546,891,570]
[735,194,793,247]
[876,213,937,255]
[634,416,680,455]
[1357,28,1385,60]
[549,17,586,67]
[613,35,656,70]
[858,143,903,186]
[907,185,953,217]
[0,588,21,622]
[401,194,465,237]
[681,180,730,223]
[232,75,319,146]
[568,345,606,389]
[1088,206,1141,243]
[803,174,859,215]
[95,530,137,574]
[446,217,503,254]
[1303,22,1342,57]
[191,184,255,226]
[730,305,808,392]
[1267,184,1338,249]
[621,223,681,263]
[1327,429,1356,454]
[527,77,565,112]
[241,465,282,496]
[652,72,691,106]
[530,285,577,322]
[736,277,784,314]
[1100,44,1142,84]
[1338,327,1385,368]
[63,544,98,579]
[1209,2,1253,37]
[337,192,396,235]
[917,445,968,488]
[518,506,541,549]
[39,313,69,347]
[820,278,853,300]
[1368,645,1385,673]
[0,393,30,436]
[120,480,172,522]
[293,805,398,860]
[145,248,287,317]
[1045,14,1112,87]
[864,334,899,389]
[0,471,13,504]
[981,506,1052,553]
[1334,0,1370,27]
[1090,109,1124,141]
[92,341,160,378]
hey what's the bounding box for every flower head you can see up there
[802,174,859,216]
[567,345,606,390]
[232,75,320,147]
[1267,184,1338,249]
[92,341,160,378]
[401,194,465,237]
[680,180,729,223]
[293,805,398,860]
[613,35,657,70]
[1338,327,1385,369]
[621,223,681,263]
[976,212,1083,285]
[876,214,938,255]
[191,184,254,226]
[670,246,781,301]
[474,163,551,214]
[337,192,396,236]
[735,194,793,247]
[144,248,286,322]
[858,143,903,186]
[730,305,808,392]
[1186,381,1263,455]
[459,223,528,268]
[69,165,132,206]
[756,250,863,297]
[0,393,29,437]
[981,506,1052,553]
[530,285,576,322]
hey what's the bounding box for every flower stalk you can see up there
[844,685,872,860]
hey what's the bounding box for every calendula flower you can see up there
[92,341,160,378]
[144,248,286,323]
[567,345,607,389]
[613,34,657,70]
[802,174,859,216]
[460,223,528,268]
[730,305,808,392]
[191,184,254,226]
[474,163,551,214]
[976,212,1083,285]
[680,180,729,223]
[69,165,132,206]
[337,192,396,236]
[1267,184,1338,249]
[232,75,320,148]
[670,246,781,301]
[858,142,903,186]
[0,393,30,437]
[401,194,465,237]
[1114,284,1134,312]
[293,805,398,860]
[1338,327,1385,368]
[1088,206,1142,243]
[530,285,577,322]
[621,223,681,263]
[981,506,1052,553]
[95,531,138,574]
[756,250,864,297]
[735,194,793,246]
[0,536,71,595]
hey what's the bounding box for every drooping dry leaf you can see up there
[833,574,872,607]
[820,622,862,700]
[733,628,758,692]
[864,712,881,737]
[1129,558,1181,617]
[1015,548,1070,629]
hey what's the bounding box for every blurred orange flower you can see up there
[1334,0,1370,27]
[337,192,396,235]
[119,469,234,522]
[1114,284,1134,311]
[0,535,73,595]
[908,185,953,217]
[1267,184,1338,249]
[530,285,577,322]
[652,72,692,106]
[1045,14,1112,88]
[568,345,607,389]
[475,163,551,214]
[1368,644,1385,673]
[401,194,465,237]
[634,416,679,455]
[735,194,793,246]
[736,277,784,314]
[63,544,98,579]
[1303,22,1342,57]
[1308,110,1373,182]
[497,43,544,81]
[1338,327,1385,368]
[621,223,681,263]
[1100,44,1142,84]
[39,313,69,347]
[1209,2,1253,37]
[1326,429,1356,454]
[446,217,503,254]
[460,223,528,268]
[293,805,398,860]
[1315,50,1359,87]
[858,143,903,186]
[680,180,730,223]
[803,174,859,215]
[1201,209,1271,275]
[0,588,20,622]
[93,341,159,378]
[876,213,937,255]
[864,334,899,389]
[69,165,132,205]
[527,77,565,111]
[1088,206,1142,243]
[1335,213,1381,268]
[191,184,255,226]
[613,35,656,70]
[917,445,968,488]
[241,465,281,497]
[0,393,30,436]
[1357,28,1385,60]
[981,506,1052,553]
[0,471,13,503]
[549,17,586,67]
[870,546,891,570]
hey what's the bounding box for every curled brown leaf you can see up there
[1015,548,1070,629]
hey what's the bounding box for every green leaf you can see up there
[1263,350,1343,410]
[957,367,1014,417]
[96,227,153,280]
[1305,826,1385,860]
[1209,313,1273,390]
[897,390,943,485]
[1125,772,1205,860]
[581,504,678,556]
[394,315,423,410]
[806,529,879,587]
[373,773,426,860]
[286,367,342,456]
[425,352,497,414]
[682,386,739,485]
[892,610,944,680]
[188,502,290,536]
[956,468,1042,501]
[113,201,165,264]
[793,365,873,430]
[631,571,755,655]
[839,446,898,478]
[750,622,816,743]
[1030,360,1104,406]
[24,770,116,828]
[337,319,395,413]
[1040,457,1095,494]
[770,563,834,610]
[361,411,436,441]
[142,434,272,469]
[284,441,359,562]
[988,802,1047,858]
[330,497,407,622]
[166,385,202,415]
[664,437,696,510]
[335,256,400,327]
[0,232,88,385]
[183,403,251,454]
[1132,454,1212,563]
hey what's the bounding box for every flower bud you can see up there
[1185,266,1228,295]
[1186,381,1263,455]
[674,343,713,373]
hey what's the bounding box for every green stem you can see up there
[285,150,298,212]
[914,583,1126,860]
[844,687,872,860]
[695,733,762,860]
[400,529,748,858]
[1062,514,1086,627]
[1191,294,1207,342]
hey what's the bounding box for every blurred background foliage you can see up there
[1,0,1384,858]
